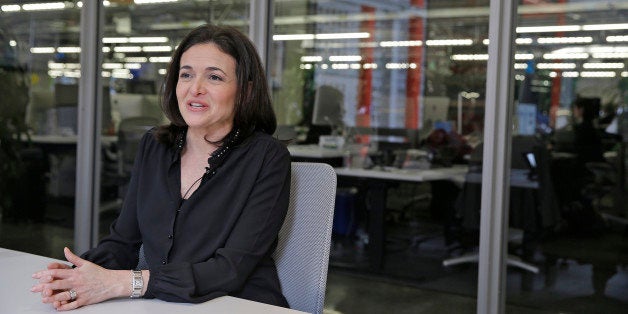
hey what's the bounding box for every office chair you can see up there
[442,137,560,274]
[137,162,336,314]
[273,162,336,314]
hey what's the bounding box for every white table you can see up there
[288,144,345,159]
[333,165,468,271]
[0,248,304,314]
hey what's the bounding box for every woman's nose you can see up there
[192,80,207,95]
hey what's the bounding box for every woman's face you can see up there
[176,43,238,136]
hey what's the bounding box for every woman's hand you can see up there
[31,247,129,311]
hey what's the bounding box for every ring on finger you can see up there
[68,289,77,301]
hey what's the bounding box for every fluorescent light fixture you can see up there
[9,40,16,47]
[329,55,362,62]
[273,32,369,41]
[300,56,323,62]
[315,32,369,40]
[112,69,132,79]
[350,64,362,70]
[114,46,142,53]
[451,54,488,61]
[583,62,624,69]
[537,63,576,69]
[149,56,171,63]
[30,47,56,54]
[102,63,124,69]
[580,71,616,77]
[142,46,172,52]
[48,62,65,70]
[363,63,377,69]
[622,72,628,77]
[158,69,167,75]
[273,34,314,41]
[563,71,579,77]
[537,37,593,44]
[516,25,581,33]
[594,52,628,59]
[542,52,589,59]
[129,37,169,43]
[425,39,473,46]
[607,35,628,42]
[583,23,628,31]
[22,2,66,11]
[483,39,489,45]
[300,64,313,70]
[515,54,534,60]
[515,74,525,81]
[331,63,350,70]
[380,40,422,47]
[57,47,81,53]
[385,63,417,69]
[103,37,130,44]
[320,64,329,70]
[549,72,558,78]
[102,47,111,53]
[124,63,142,70]
[516,38,533,45]
[124,57,148,63]
[514,63,528,69]
[134,0,178,4]
[102,71,111,78]
[1,5,20,12]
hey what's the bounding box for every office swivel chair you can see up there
[443,136,560,274]
[137,162,337,314]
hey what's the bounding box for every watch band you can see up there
[130,270,143,299]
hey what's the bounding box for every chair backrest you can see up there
[273,162,337,314]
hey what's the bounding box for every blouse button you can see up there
[161,260,166,265]
[168,234,173,239]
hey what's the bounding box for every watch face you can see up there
[134,278,142,285]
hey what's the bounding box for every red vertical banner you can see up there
[405,0,425,129]
[356,5,375,129]
[549,0,567,128]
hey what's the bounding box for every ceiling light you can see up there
[593,52,628,59]
[57,47,81,53]
[516,25,581,33]
[129,37,169,43]
[583,23,628,31]
[149,57,171,63]
[300,56,323,62]
[562,72,579,77]
[607,35,628,42]
[125,57,148,63]
[329,55,362,62]
[1,5,20,12]
[30,47,56,54]
[380,40,422,47]
[515,54,534,60]
[450,54,488,61]
[142,46,172,52]
[315,32,369,40]
[22,2,66,11]
[537,37,593,44]
[273,34,314,41]
[113,46,142,53]
[583,62,624,69]
[542,52,589,59]
[425,39,473,46]
[537,63,577,69]
[134,0,178,4]
[580,71,616,77]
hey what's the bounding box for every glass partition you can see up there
[506,1,628,312]
[0,2,81,259]
[272,1,489,311]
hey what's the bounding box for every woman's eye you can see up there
[208,74,223,82]
[179,72,192,79]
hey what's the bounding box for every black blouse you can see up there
[81,129,291,307]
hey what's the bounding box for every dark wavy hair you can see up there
[154,24,276,145]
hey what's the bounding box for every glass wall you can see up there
[506,1,628,312]
[0,1,81,260]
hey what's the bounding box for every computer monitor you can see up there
[312,85,344,127]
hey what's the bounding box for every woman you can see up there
[31,24,291,310]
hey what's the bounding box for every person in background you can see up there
[31,24,291,310]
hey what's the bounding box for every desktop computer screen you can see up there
[312,85,344,127]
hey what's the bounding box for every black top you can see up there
[82,129,291,307]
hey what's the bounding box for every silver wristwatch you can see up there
[130,270,143,299]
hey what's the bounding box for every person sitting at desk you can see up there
[31,24,291,310]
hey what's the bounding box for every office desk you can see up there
[334,165,468,271]
[288,144,344,166]
[0,248,304,314]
